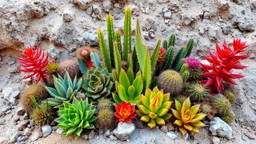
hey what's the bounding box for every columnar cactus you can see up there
[136,87,172,128]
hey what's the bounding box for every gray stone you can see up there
[244,131,256,140]
[2,87,19,104]
[2,87,13,99]
[110,135,117,141]
[62,9,74,22]
[166,131,178,140]
[82,134,88,140]
[24,128,32,136]
[102,0,112,12]
[0,118,5,125]
[208,28,218,41]
[183,133,189,140]
[30,129,42,142]
[8,64,19,73]
[78,31,98,46]
[17,136,28,142]
[211,136,220,144]
[113,122,135,141]
[222,26,231,35]
[160,126,168,133]
[88,130,95,139]
[198,27,205,35]
[163,11,172,19]
[104,130,111,137]
[217,0,230,11]
[72,0,92,10]
[210,117,232,139]
[42,125,52,137]
[252,0,256,8]
[17,107,25,116]
[56,128,63,134]
[86,6,93,15]
[238,21,255,32]
[157,0,170,4]
[17,120,29,131]
[0,106,11,113]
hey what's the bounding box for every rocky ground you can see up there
[0,0,256,144]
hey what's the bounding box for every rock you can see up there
[17,136,28,142]
[217,0,230,11]
[208,28,218,41]
[109,135,117,141]
[160,126,168,133]
[0,118,5,125]
[86,6,93,15]
[244,131,256,140]
[62,9,74,22]
[9,133,19,143]
[166,123,175,131]
[113,122,135,141]
[198,27,205,35]
[17,107,25,116]
[166,131,178,140]
[56,128,63,134]
[92,4,102,20]
[24,128,32,136]
[211,136,220,144]
[30,129,42,142]
[183,133,189,140]
[42,125,52,137]
[2,87,13,99]
[0,106,10,113]
[104,130,111,137]
[252,0,256,8]
[17,120,29,131]
[221,26,231,35]
[82,134,88,140]
[88,130,95,140]
[2,87,20,104]
[19,113,29,121]
[238,21,255,32]
[102,0,112,12]
[8,64,19,73]
[77,31,98,46]
[157,0,170,4]
[133,117,144,129]
[72,0,92,10]
[163,11,172,19]
[209,117,232,139]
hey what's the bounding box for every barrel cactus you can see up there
[172,97,206,135]
[214,96,231,115]
[188,83,209,101]
[136,87,172,128]
[55,98,97,139]
[45,72,83,108]
[82,68,114,100]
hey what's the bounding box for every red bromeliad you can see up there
[114,102,137,123]
[201,39,249,93]
[18,46,49,83]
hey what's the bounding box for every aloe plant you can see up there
[45,72,83,108]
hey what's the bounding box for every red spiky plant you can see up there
[17,46,49,83]
[157,48,166,63]
[114,102,137,123]
[201,39,249,93]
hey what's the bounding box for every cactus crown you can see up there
[198,100,217,120]
[188,83,209,101]
[96,109,114,131]
[31,98,52,126]
[214,96,231,115]
[223,90,236,104]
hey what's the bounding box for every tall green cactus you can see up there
[115,31,122,58]
[107,15,115,67]
[173,47,186,71]
[97,30,111,72]
[168,34,176,47]
[164,46,174,69]
[185,39,194,57]
[163,40,168,49]
[123,8,132,61]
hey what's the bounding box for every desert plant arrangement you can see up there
[17,7,250,140]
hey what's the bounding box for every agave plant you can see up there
[171,97,206,135]
[136,87,172,128]
[82,68,114,100]
[55,98,97,139]
[45,72,83,108]
[113,68,143,105]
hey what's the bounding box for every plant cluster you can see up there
[17,7,249,139]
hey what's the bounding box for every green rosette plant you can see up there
[45,72,83,108]
[113,68,143,105]
[82,68,114,100]
[136,87,172,128]
[55,98,97,139]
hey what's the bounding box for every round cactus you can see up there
[198,101,217,120]
[57,59,81,79]
[96,109,115,130]
[188,83,209,101]
[224,90,236,104]
[20,85,49,113]
[31,101,52,127]
[157,70,184,94]
[82,68,114,100]
[175,95,187,104]
[221,111,235,123]
[214,96,231,115]
[97,99,113,111]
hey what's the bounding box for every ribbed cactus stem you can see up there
[180,63,189,74]
[106,15,115,68]
[163,40,168,49]
[173,47,186,70]
[97,30,111,72]
[164,46,174,70]
[123,8,132,61]
[185,39,194,57]
[115,31,122,58]
[181,70,190,82]
[113,41,122,75]
[168,34,176,47]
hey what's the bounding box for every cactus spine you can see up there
[214,96,231,115]
[96,99,114,130]
[221,111,235,124]
[164,46,175,69]
[157,70,184,94]
[163,40,168,49]
[168,34,176,47]
[185,39,194,57]
[188,83,209,101]
[57,59,81,79]
[224,90,237,104]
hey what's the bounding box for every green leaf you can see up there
[118,84,129,102]
[66,87,73,99]
[150,39,161,76]
[143,50,151,91]
[78,59,87,74]
[115,31,122,58]
[91,52,100,68]
[132,74,143,97]
[97,29,111,72]
[128,85,136,100]
[126,67,134,83]
[113,93,122,104]
[119,69,130,90]
[45,86,61,98]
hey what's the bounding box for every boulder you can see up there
[209,117,232,139]
[113,122,135,141]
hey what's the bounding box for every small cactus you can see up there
[20,85,49,113]
[221,111,235,124]
[224,90,236,104]
[97,99,113,111]
[96,109,115,130]
[57,59,81,79]
[198,101,217,120]
[46,62,58,73]
[181,70,190,82]
[214,96,231,115]
[175,95,187,104]
[157,70,184,94]
[188,83,209,101]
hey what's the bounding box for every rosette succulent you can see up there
[172,97,206,135]
[45,72,83,108]
[82,68,114,100]
[136,87,172,128]
[114,102,137,123]
[55,98,97,139]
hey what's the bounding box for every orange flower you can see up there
[114,102,136,123]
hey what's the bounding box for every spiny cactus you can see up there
[96,109,115,130]
[57,59,81,79]
[20,84,49,113]
[221,111,235,124]
[181,57,202,80]
[181,70,190,83]
[188,83,209,101]
[224,90,237,104]
[97,99,113,111]
[175,95,188,104]
[31,98,52,126]
[157,70,184,94]
[214,96,231,115]
[198,101,217,120]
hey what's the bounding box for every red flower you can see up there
[18,46,49,83]
[114,102,137,123]
[157,48,166,63]
[201,39,249,93]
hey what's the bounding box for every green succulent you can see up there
[55,98,97,139]
[82,68,114,100]
[45,72,83,108]
[113,68,143,105]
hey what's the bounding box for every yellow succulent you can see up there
[171,97,206,135]
[46,61,58,73]
[136,87,172,128]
